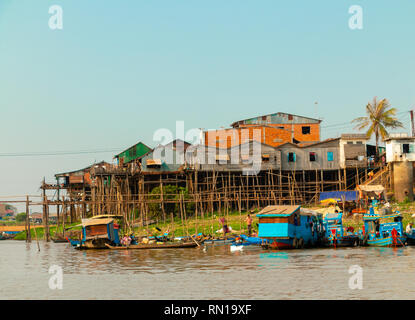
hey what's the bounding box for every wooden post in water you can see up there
[25,195,31,243]
[62,196,66,237]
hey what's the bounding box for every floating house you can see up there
[256,205,323,249]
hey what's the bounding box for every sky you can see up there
[1,0,415,210]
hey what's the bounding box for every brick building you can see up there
[204,112,321,149]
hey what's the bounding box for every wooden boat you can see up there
[105,241,198,250]
[255,205,324,249]
[360,210,406,247]
[68,218,121,249]
[323,212,359,247]
[203,237,236,245]
[0,232,16,240]
[51,234,68,243]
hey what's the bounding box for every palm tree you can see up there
[352,97,404,159]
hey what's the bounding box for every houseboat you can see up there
[245,205,324,249]
[360,210,406,247]
[68,218,120,249]
[323,212,359,247]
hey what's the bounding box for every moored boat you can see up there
[105,241,198,250]
[360,211,406,247]
[254,205,324,250]
[68,218,121,249]
[323,212,359,247]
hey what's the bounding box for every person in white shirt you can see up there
[406,223,413,234]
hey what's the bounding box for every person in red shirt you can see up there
[391,227,398,246]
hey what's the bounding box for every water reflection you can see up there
[260,252,289,260]
[2,240,415,299]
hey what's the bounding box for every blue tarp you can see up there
[319,191,358,202]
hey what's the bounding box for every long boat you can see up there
[105,242,198,250]
[203,237,236,245]
[360,211,406,247]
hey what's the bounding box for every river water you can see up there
[1,240,415,299]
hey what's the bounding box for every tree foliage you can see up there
[148,185,195,218]
[352,97,404,156]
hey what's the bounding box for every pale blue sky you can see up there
[1,1,414,207]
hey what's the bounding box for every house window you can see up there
[327,152,334,161]
[309,152,316,162]
[347,141,353,144]
[302,126,311,134]
[262,154,270,162]
[403,144,410,154]
[288,152,296,162]
[356,141,363,144]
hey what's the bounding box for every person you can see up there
[406,223,413,235]
[121,234,131,246]
[219,217,229,236]
[368,171,374,180]
[246,214,253,236]
[391,227,398,246]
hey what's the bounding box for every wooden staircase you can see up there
[360,166,390,188]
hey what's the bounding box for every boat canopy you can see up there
[324,212,343,221]
[90,214,123,220]
[257,205,302,217]
[82,218,114,227]
[363,213,402,221]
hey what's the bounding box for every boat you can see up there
[405,231,415,245]
[105,241,198,250]
[360,210,406,247]
[254,205,324,249]
[323,212,359,247]
[51,233,68,243]
[203,237,236,245]
[232,234,269,246]
[68,218,121,249]
[0,232,17,240]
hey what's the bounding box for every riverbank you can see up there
[8,201,415,241]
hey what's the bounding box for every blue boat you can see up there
[253,205,324,249]
[68,218,120,249]
[323,212,359,247]
[404,229,415,245]
[360,209,406,247]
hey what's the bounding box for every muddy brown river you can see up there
[1,240,415,299]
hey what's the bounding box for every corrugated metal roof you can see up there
[231,112,321,128]
[256,205,301,217]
